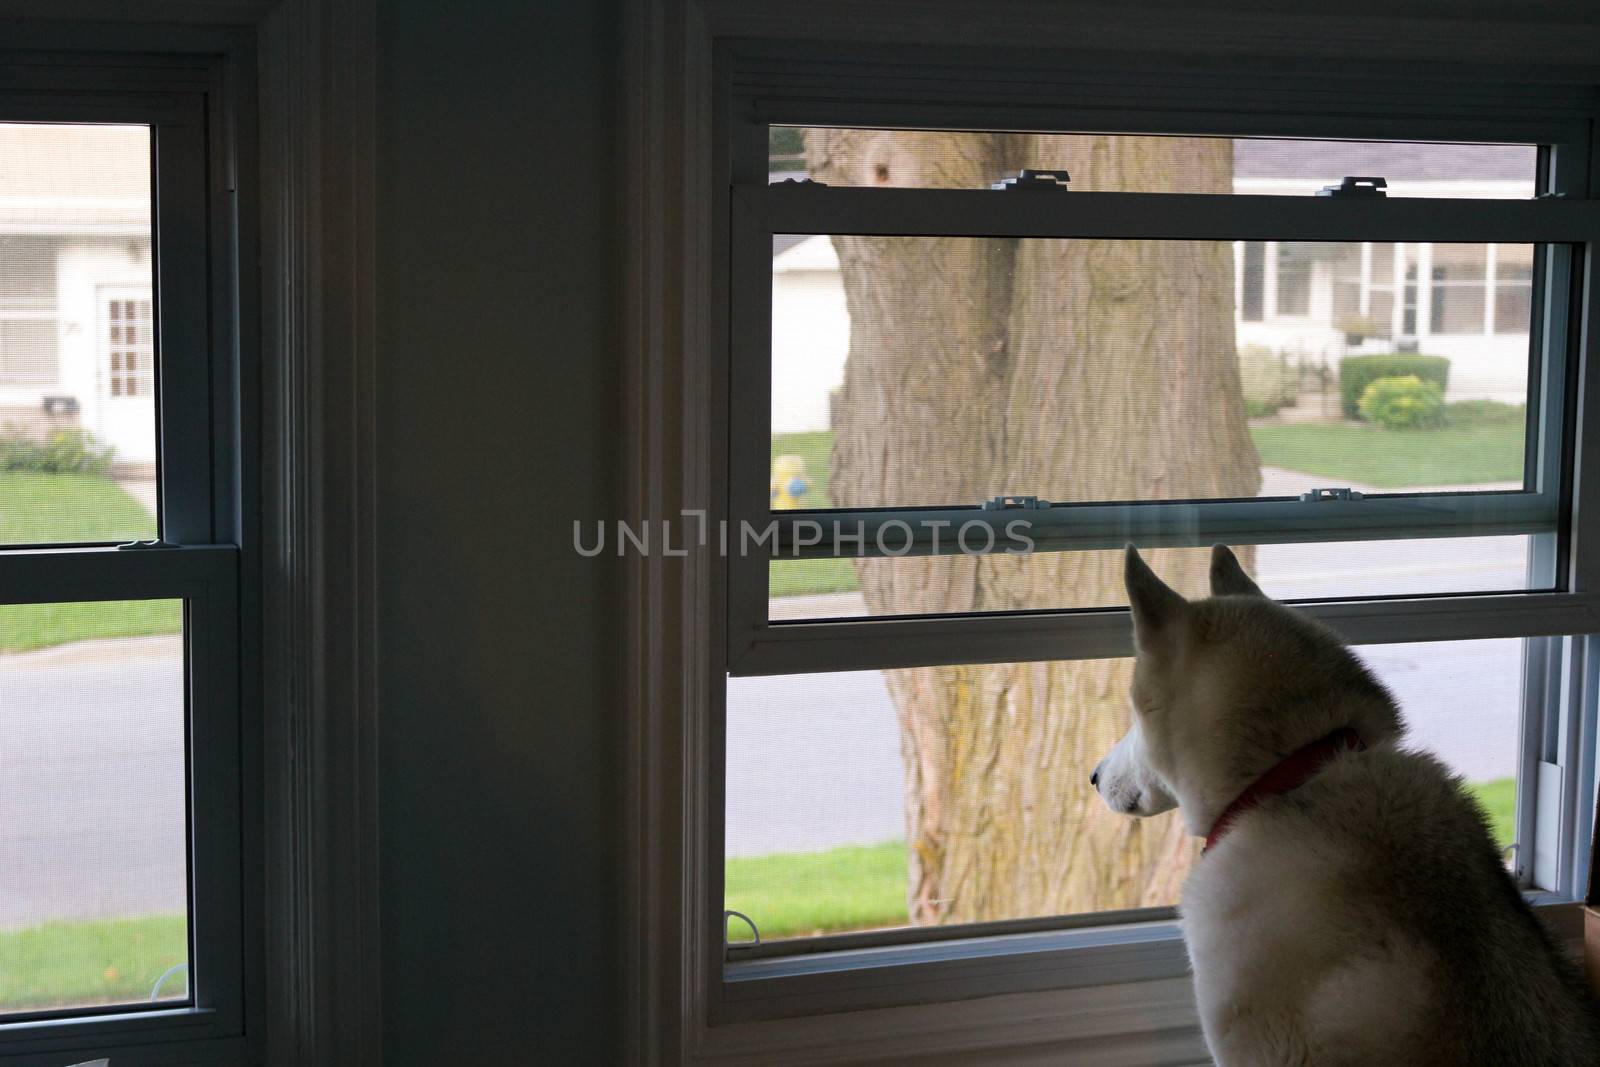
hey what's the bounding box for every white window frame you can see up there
[624,6,1600,1063]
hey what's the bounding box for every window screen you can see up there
[725,638,1524,944]
[0,124,157,548]
[0,599,189,1015]
[771,234,1536,510]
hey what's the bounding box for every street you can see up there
[0,637,186,930]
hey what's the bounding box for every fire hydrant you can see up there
[770,455,811,509]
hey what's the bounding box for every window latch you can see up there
[991,169,1070,191]
[117,538,176,550]
[982,494,1051,510]
[1299,487,1364,502]
[769,177,826,188]
[1317,176,1387,198]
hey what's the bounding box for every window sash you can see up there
[697,64,1600,1039]
[727,185,1585,675]
[0,546,242,1051]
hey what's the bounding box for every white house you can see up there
[771,139,1537,434]
[0,123,155,471]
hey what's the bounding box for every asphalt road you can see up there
[0,638,186,930]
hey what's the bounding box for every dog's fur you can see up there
[1093,545,1600,1066]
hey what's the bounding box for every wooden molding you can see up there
[257,0,382,1063]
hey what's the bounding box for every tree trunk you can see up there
[810,129,1260,924]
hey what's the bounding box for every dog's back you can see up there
[1184,742,1600,1065]
[1103,546,1600,1065]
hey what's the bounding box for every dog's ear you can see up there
[1125,545,1187,651]
[1208,544,1265,599]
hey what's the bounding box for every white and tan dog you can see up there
[1094,545,1600,1065]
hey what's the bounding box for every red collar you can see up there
[1203,727,1366,853]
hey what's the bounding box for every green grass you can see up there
[1470,776,1516,851]
[1248,419,1525,488]
[0,472,154,545]
[726,778,1518,941]
[0,473,181,653]
[0,599,185,654]
[726,841,908,940]
[770,558,859,598]
[770,430,836,509]
[0,914,187,1013]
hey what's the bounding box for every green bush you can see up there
[1358,374,1445,430]
[0,428,115,475]
[1339,354,1449,418]
[1238,344,1297,418]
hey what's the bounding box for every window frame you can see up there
[621,11,1600,1062]
[713,53,1600,1028]
[0,47,258,1065]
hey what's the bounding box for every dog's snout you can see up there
[1090,766,1100,788]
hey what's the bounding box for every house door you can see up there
[96,287,156,468]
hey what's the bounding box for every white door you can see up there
[96,287,156,467]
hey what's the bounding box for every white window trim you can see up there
[623,3,1600,1063]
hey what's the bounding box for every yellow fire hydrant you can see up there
[770,455,812,510]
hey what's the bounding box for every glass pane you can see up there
[770,535,1541,620]
[0,599,189,1014]
[0,124,157,547]
[772,236,1535,509]
[773,127,1537,197]
[726,637,1524,945]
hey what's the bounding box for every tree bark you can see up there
[809,129,1260,924]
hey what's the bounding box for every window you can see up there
[0,237,57,386]
[105,295,154,398]
[712,91,1600,1031]
[0,50,253,1066]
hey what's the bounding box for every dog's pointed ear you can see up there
[1125,545,1186,650]
[1209,544,1265,598]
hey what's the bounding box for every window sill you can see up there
[717,898,1585,1033]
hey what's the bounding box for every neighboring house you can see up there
[0,123,155,471]
[771,140,1537,434]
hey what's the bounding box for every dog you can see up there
[1092,544,1600,1065]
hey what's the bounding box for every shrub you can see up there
[1339,354,1449,418]
[0,428,116,475]
[1358,375,1445,430]
[1238,344,1297,418]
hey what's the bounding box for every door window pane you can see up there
[0,600,188,1014]
[0,124,156,547]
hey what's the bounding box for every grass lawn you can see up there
[726,841,908,940]
[0,914,187,1013]
[727,778,1518,941]
[0,473,182,653]
[1248,419,1525,488]
[0,472,154,545]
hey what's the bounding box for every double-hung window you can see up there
[0,47,252,1065]
[710,58,1600,1037]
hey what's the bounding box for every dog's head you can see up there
[1092,545,1402,836]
